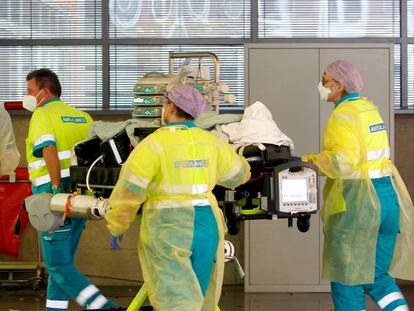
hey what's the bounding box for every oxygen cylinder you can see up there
[25,193,110,232]
[50,194,110,220]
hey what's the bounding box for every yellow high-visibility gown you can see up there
[106,122,251,311]
[303,96,414,285]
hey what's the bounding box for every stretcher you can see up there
[0,168,44,289]
[69,139,319,234]
[25,131,319,310]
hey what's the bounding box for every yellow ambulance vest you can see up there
[26,99,92,188]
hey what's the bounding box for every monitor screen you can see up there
[282,178,308,203]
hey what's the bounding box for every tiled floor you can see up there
[1,285,413,310]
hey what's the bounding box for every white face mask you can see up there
[317,82,332,101]
[22,89,45,112]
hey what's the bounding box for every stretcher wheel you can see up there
[33,274,47,290]
[224,240,235,262]
[297,215,310,233]
[32,279,40,290]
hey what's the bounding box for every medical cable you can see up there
[86,155,103,192]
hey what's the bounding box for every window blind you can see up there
[408,0,413,37]
[0,0,101,39]
[394,44,401,108]
[109,0,250,38]
[0,0,410,111]
[408,44,414,107]
[0,46,102,110]
[259,0,400,38]
[109,45,244,110]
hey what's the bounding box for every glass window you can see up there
[0,0,410,111]
[0,1,30,39]
[0,0,102,39]
[408,0,413,37]
[109,0,250,38]
[408,44,414,108]
[0,46,102,110]
[259,0,400,38]
[109,45,176,110]
[0,46,31,100]
[109,45,244,110]
[394,44,401,109]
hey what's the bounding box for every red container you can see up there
[0,168,31,257]
[4,101,24,110]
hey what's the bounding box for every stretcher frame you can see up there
[168,51,221,112]
[0,171,44,289]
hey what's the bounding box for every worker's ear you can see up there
[169,102,177,115]
[162,101,173,124]
[43,87,55,98]
[334,81,345,94]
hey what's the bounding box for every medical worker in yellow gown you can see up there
[303,60,414,311]
[106,84,251,311]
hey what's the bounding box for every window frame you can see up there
[0,0,412,114]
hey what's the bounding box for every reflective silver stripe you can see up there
[367,148,390,161]
[174,159,208,168]
[155,198,210,209]
[192,184,208,194]
[34,134,55,147]
[54,228,71,233]
[46,299,69,309]
[109,139,122,164]
[127,174,150,189]
[193,198,210,206]
[368,169,390,179]
[87,295,108,309]
[31,168,70,187]
[377,292,405,309]
[160,184,209,194]
[76,284,99,306]
[393,305,409,311]
[369,169,383,178]
[28,150,72,171]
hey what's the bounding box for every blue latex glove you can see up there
[110,235,123,251]
[291,156,301,162]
